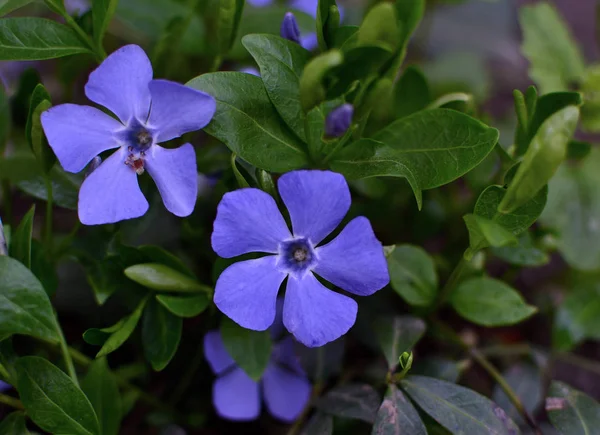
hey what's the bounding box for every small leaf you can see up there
[16,356,100,435]
[187,72,308,172]
[387,244,438,307]
[372,315,426,371]
[26,83,55,173]
[9,205,35,268]
[492,232,549,267]
[358,3,399,51]
[124,263,209,293]
[92,0,118,46]
[220,317,271,381]
[546,381,600,435]
[372,384,427,435]
[0,256,60,342]
[142,298,182,371]
[81,358,122,435]
[401,375,519,435]
[553,283,600,351]
[463,214,518,258]
[451,277,537,326]
[95,298,147,358]
[316,384,380,423]
[155,294,210,318]
[0,411,29,434]
[0,18,92,60]
[299,50,344,112]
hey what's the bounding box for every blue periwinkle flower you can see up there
[212,170,390,347]
[325,104,354,138]
[0,217,6,256]
[0,381,10,391]
[204,331,311,421]
[281,12,301,44]
[41,45,216,225]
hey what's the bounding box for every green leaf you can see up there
[94,297,147,358]
[540,148,600,270]
[92,0,118,46]
[16,356,100,435]
[553,283,600,351]
[155,294,210,318]
[401,375,519,435]
[395,0,425,49]
[299,49,344,112]
[580,65,600,132]
[0,154,40,183]
[218,0,244,54]
[372,384,427,435]
[142,298,182,371]
[373,315,426,370]
[220,317,271,381]
[187,72,308,172]
[242,34,311,142]
[492,232,549,267]
[315,384,380,423]
[492,364,542,426]
[0,256,60,342]
[124,263,209,293]
[316,0,337,51]
[394,66,431,119]
[546,381,600,435]
[17,165,80,210]
[463,214,518,258]
[499,106,579,213]
[357,2,399,51]
[520,2,585,93]
[0,411,29,434]
[387,244,437,306]
[450,277,537,326]
[9,205,35,268]
[0,0,34,16]
[331,109,498,209]
[0,18,92,60]
[81,358,122,435]
[26,84,55,173]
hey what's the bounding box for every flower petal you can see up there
[203,330,236,376]
[289,0,318,17]
[278,170,350,245]
[85,44,152,123]
[78,148,149,225]
[262,363,311,422]
[300,33,318,51]
[147,80,216,143]
[214,256,286,331]
[283,272,357,347]
[314,217,389,296]
[212,188,291,258]
[41,104,122,173]
[213,367,261,421]
[144,143,197,217]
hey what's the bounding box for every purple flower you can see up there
[212,170,389,347]
[41,45,216,225]
[325,104,354,138]
[204,331,311,422]
[0,381,11,392]
[281,12,302,44]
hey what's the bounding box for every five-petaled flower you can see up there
[41,44,216,225]
[204,331,311,421]
[212,170,389,347]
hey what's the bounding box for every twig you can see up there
[0,393,24,410]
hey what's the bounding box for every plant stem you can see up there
[434,254,469,310]
[210,55,223,73]
[55,6,106,62]
[44,176,53,251]
[321,129,352,165]
[56,322,79,387]
[0,393,24,410]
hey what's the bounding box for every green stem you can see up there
[433,254,469,310]
[210,55,223,73]
[44,176,53,251]
[0,393,24,410]
[55,6,105,62]
[321,131,351,165]
[56,322,79,387]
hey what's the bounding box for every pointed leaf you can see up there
[142,298,182,371]
[373,315,426,371]
[386,244,437,307]
[92,0,118,46]
[155,294,210,318]
[81,358,122,435]
[372,384,426,435]
[95,298,147,358]
[124,263,209,293]
[9,205,35,268]
[546,381,600,435]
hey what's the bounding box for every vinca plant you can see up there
[0,0,599,433]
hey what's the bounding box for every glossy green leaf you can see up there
[95,297,147,358]
[243,34,311,142]
[92,0,118,46]
[492,363,542,426]
[553,283,600,351]
[0,256,60,342]
[373,315,426,370]
[300,50,343,112]
[394,66,431,119]
[16,356,100,435]
[0,0,34,16]
[316,383,380,423]
[395,0,425,48]
[541,149,600,270]
[9,205,35,269]
[387,244,437,306]
[331,109,498,209]
[142,298,182,371]
[451,277,537,326]
[546,381,600,435]
[187,72,308,172]
[463,214,518,258]
[316,0,337,50]
[26,84,55,173]
[155,294,210,318]
[372,384,427,435]
[124,263,209,293]
[81,358,122,435]
[520,2,585,93]
[220,317,271,381]
[492,232,549,267]
[499,106,579,213]
[358,2,399,51]
[0,411,29,434]
[401,375,519,435]
[16,165,80,210]
[0,18,92,60]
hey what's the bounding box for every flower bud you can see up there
[0,217,7,256]
[280,12,301,44]
[325,104,353,138]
